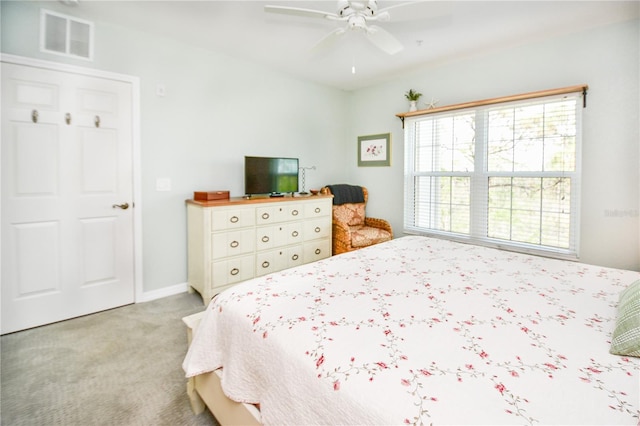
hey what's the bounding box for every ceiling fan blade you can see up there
[366,25,403,55]
[378,1,453,23]
[377,1,422,15]
[264,5,339,21]
[370,1,423,22]
[311,27,347,54]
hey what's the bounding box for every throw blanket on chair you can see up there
[327,184,365,205]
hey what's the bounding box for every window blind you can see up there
[404,88,584,259]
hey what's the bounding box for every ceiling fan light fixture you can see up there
[337,0,351,17]
[365,0,378,16]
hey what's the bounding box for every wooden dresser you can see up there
[186,195,333,303]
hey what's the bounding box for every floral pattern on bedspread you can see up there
[183,236,640,425]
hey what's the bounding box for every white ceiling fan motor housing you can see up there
[348,15,367,30]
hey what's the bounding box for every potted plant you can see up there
[405,89,422,111]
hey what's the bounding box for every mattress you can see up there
[183,236,640,425]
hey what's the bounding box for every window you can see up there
[40,9,93,61]
[404,88,584,258]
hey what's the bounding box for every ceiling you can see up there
[66,0,639,91]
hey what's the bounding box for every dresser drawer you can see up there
[304,200,331,218]
[256,245,304,277]
[211,207,255,230]
[256,203,303,225]
[304,239,331,263]
[212,255,255,288]
[256,222,303,250]
[303,218,331,241]
[211,229,255,259]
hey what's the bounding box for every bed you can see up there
[183,236,640,425]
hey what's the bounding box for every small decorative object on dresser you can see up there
[194,191,230,201]
[186,195,333,303]
[298,165,316,195]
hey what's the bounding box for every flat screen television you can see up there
[244,156,299,196]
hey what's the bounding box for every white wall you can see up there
[1,1,351,294]
[348,19,640,271]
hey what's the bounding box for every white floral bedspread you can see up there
[183,236,640,425]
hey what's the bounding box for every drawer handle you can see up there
[315,207,321,213]
[292,209,299,216]
[230,240,239,248]
[262,236,269,243]
[230,268,239,276]
[292,230,299,237]
[230,216,239,223]
[292,254,299,261]
[315,226,321,233]
[262,213,270,220]
[315,248,321,255]
[262,261,270,268]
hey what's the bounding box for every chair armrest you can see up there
[332,220,351,242]
[364,217,393,237]
[332,220,352,255]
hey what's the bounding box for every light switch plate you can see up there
[156,178,171,191]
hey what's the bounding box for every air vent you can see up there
[40,9,93,60]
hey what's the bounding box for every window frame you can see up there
[403,88,585,260]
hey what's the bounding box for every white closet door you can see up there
[1,62,135,334]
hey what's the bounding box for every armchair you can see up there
[323,185,393,255]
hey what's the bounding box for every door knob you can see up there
[112,202,129,210]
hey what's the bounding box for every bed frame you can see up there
[183,312,261,426]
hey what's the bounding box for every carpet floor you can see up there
[1,291,218,426]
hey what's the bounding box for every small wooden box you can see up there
[194,191,230,201]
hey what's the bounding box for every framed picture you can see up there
[357,133,391,167]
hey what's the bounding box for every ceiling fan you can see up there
[264,0,410,55]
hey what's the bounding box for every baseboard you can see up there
[138,282,188,303]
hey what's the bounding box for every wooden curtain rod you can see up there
[396,84,588,126]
